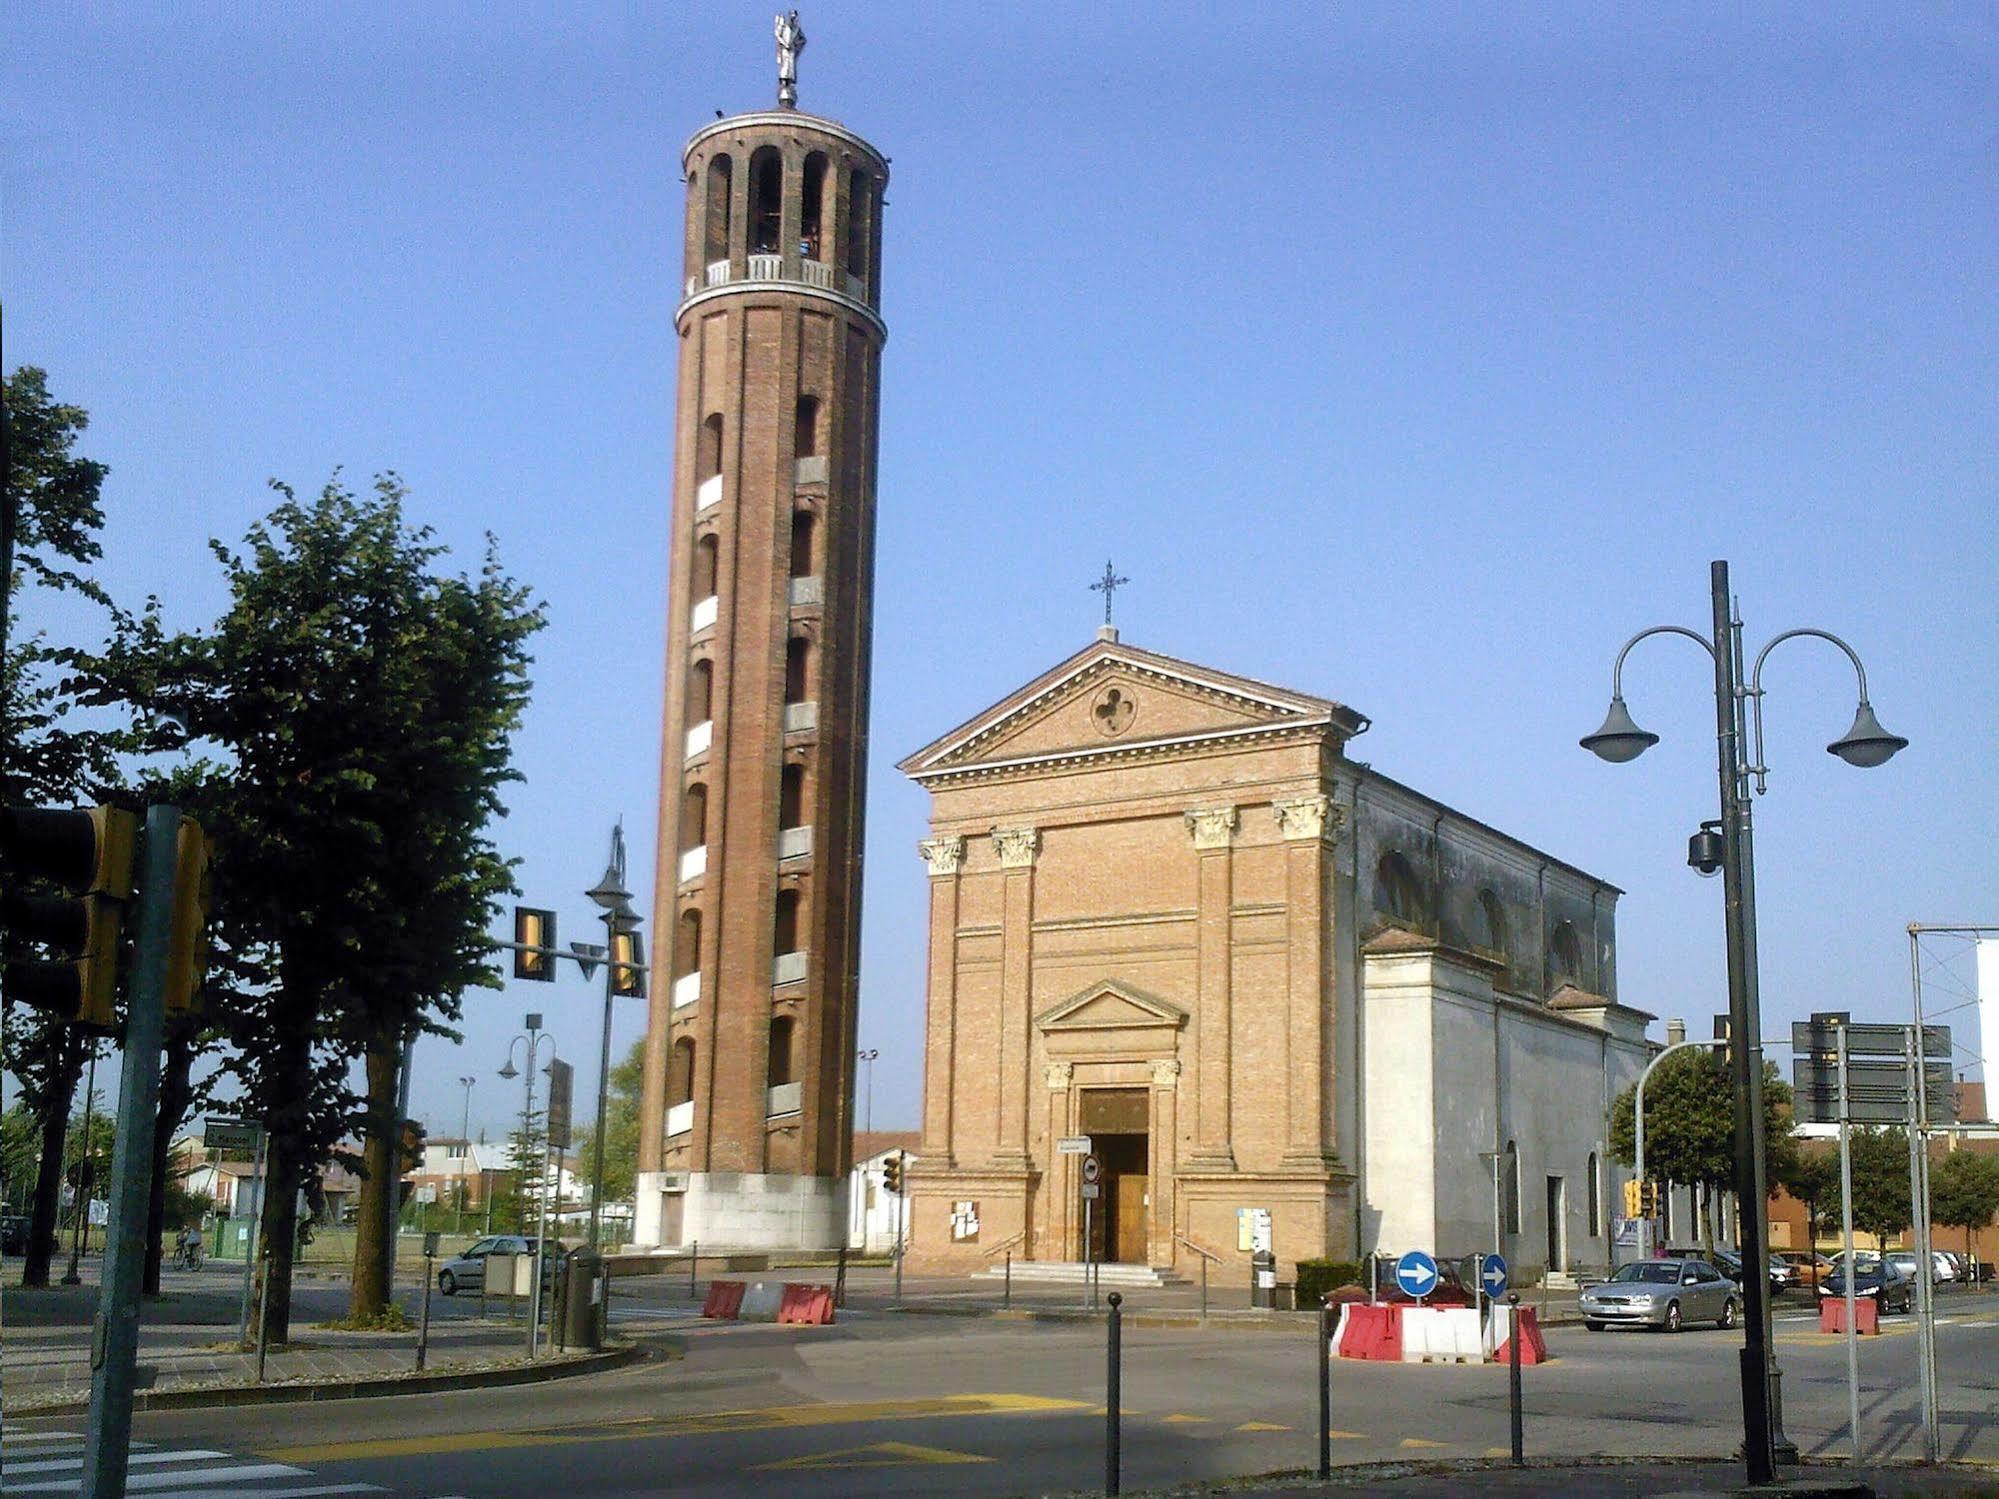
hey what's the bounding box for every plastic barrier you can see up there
[1490,1306,1550,1365]
[777,1283,837,1325]
[738,1280,785,1322]
[1401,1306,1486,1363]
[1333,1302,1404,1361]
[1819,1296,1879,1335]
[701,1279,746,1319]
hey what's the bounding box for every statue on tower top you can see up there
[775,10,806,109]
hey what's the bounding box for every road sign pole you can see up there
[237,1126,266,1345]
[1838,1023,1860,1463]
[81,804,178,1499]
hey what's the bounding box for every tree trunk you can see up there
[21,1033,84,1288]
[254,1123,305,1345]
[144,1027,198,1296]
[347,1037,400,1319]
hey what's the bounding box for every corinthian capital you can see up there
[1184,805,1238,851]
[1273,794,1343,843]
[991,826,1040,869]
[918,835,965,877]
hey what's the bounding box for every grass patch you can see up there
[314,1304,414,1333]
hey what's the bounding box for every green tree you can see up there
[1929,1149,1999,1267]
[571,1039,644,1211]
[503,1110,550,1237]
[1610,1049,1795,1246]
[1846,1126,1913,1251]
[74,475,543,1337]
[1,367,132,1287]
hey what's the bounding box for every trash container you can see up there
[561,1248,604,1351]
[1252,1249,1277,1309]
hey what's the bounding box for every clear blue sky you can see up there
[8,4,1995,1145]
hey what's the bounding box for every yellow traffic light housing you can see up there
[612,928,646,998]
[1,805,138,1030]
[513,906,557,981]
[164,817,212,1014]
[1623,1177,1643,1219]
[882,1152,903,1195]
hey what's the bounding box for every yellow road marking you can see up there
[263,1393,1085,1464]
[1235,1421,1291,1432]
[754,1441,992,1470]
[1399,1437,1448,1449]
[1160,1413,1208,1424]
[1485,1446,1513,1458]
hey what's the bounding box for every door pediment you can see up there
[1037,980,1188,1034]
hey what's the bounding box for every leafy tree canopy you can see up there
[1610,1048,1795,1194]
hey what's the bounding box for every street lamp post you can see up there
[1581,559,1906,1485]
[456,1076,476,1232]
[857,1049,879,1135]
[499,1016,556,1358]
[583,827,644,1255]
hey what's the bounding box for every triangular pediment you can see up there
[898,637,1366,781]
[1036,980,1188,1032]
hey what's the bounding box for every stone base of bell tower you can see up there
[631,1169,846,1252]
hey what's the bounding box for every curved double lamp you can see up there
[1581,692,1906,770]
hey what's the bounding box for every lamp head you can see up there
[1580,696,1660,764]
[497,1060,519,1080]
[586,863,633,910]
[1826,701,1908,769]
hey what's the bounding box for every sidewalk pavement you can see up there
[1194,1457,1998,1497]
[4,1278,614,1414]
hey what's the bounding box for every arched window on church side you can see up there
[1503,1140,1521,1235]
[1550,921,1583,988]
[1375,850,1424,929]
[1588,1151,1601,1238]
[1476,888,1508,956]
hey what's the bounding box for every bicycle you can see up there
[173,1242,204,1272]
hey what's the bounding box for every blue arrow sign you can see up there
[1395,1250,1439,1299]
[1479,1253,1509,1297]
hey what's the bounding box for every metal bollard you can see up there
[1105,1291,1123,1497]
[1004,1250,1012,1309]
[1200,1256,1208,1320]
[1507,1293,1523,1466]
[253,1256,272,1384]
[417,1251,434,1371]
[689,1239,699,1300]
[1318,1296,1333,1478]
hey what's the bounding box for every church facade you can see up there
[898,630,1657,1284]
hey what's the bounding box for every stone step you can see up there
[972,1260,1177,1287]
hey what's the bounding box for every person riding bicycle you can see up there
[177,1225,203,1268]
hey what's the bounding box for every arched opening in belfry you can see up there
[675,908,701,979]
[680,783,707,852]
[750,146,783,255]
[699,414,724,481]
[1550,921,1583,988]
[774,888,801,955]
[1375,850,1425,929]
[794,395,820,458]
[779,762,806,828]
[668,1038,695,1109]
[686,658,713,723]
[768,1016,796,1087]
[1476,888,1509,955]
[692,533,719,600]
[704,155,732,265]
[790,510,817,579]
[784,636,812,703]
[800,152,827,260]
[845,168,871,276]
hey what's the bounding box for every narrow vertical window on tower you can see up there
[679,783,708,883]
[698,415,725,511]
[673,907,702,1009]
[766,1016,800,1117]
[845,168,870,286]
[750,146,783,259]
[789,509,817,578]
[684,659,714,760]
[691,533,720,630]
[800,152,827,261]
[667,1038,696,1137]
[778,761,811,861]
[704,155,733,275]
[772,889,805,985]
[783,637,815,732]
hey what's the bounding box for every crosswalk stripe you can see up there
[0,1431,85,1446]
[7,1450,227,1477]
[10,1461,311,1494]
[146,1488,381,1498]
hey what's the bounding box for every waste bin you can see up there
[1251,1249,1277,1309]
[561,1248,604,1351]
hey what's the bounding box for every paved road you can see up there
[7,1289,1996,1497]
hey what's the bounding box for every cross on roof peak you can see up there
[1089,559,1129,627]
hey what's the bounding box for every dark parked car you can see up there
[1817,1259,1913,1314]
[1,1214,28,1254]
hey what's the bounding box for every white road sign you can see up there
[1056,1136,1092,1156]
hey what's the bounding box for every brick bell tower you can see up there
[634,16,887,1251]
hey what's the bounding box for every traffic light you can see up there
[881,1152,903,1195]
[1642,1181,1662,1217]
[164,817,212,1014]
[513,907,557,981]
[1,805,138,1030]
[1623,1178,1643,1219]
[611,928,646,998]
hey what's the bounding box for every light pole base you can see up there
[1770,1362,1800,1466]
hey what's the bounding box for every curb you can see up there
[17,1340,647,1418]
[880,1303,1584,1333]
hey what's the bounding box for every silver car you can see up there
[1581,1258,1740,1333]
[437,1234,544,1295]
